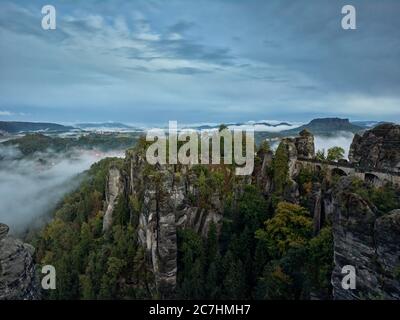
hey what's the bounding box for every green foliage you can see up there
[258,140,271,154]
[34,158,142,300]
[32,135,340,301]
[350,178,400,215]
[255,202,333,300]
[3,132,138,156]
[326,146,345,161]
[114,194,130,226]
[306,227,333,296]
[315,149,326,161]
[177,229,205,299]
[222,252,247,299]
[255,202,313,258]
[256,263,294,300]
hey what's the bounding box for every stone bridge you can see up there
[295,158,400,187]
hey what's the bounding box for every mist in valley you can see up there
[0,145,123,235]
[314,132,354,159]
[0,131,356,235]
[269,131,355,159]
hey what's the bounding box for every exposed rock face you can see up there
[111,150,243,297]
[0,223,40,300]
[311,183,322,234]
[0,223,8,240]
[281,130,315,179]
[295,129,315,159]
[349,123,400,171]
[331,178,400,300]
[255,148,274,195]
[102,166,125,232]
[278,138,300,203]
[374,210,400,298]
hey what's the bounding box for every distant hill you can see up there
[75,122,134,129]
[281,118,362,135]
[1,132,138,156]
[0,121,74,134]
[350,120,386,128]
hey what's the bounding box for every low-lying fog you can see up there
[0,145,123,235]
[314,132,354,159]
[270,132,354,159]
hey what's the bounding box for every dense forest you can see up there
[1,133,139,157]
[32,134,400,300]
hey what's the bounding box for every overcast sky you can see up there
[0,0,399,125]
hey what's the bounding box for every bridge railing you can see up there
[296,157,400,177]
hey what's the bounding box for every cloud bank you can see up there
[314,132,354,159]
[0,145,123,234]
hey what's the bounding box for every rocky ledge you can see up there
[349,123,400,171]
[0,223,40,300]
[331,178,400,300]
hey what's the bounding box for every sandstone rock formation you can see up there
[349,123,400,171]
[295,129,315,159]
[102,166,125,231]
[0,223,40,300]
[331,177,400,300]
[104,149,250,297]
[284,126,400,299]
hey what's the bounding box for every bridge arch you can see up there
[365,173,381,186]
[331,167,348,177]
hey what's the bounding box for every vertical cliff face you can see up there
[295,129,315,159]
[102,166,125,232]
[0,223,40,300]
[282,125,400,300]
[101,149,250,297]
[331,178,400,300]
[349,123,400,171]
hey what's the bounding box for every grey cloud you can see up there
[168,21,196,34]
[157,67,210,75]
[154,39,236,66]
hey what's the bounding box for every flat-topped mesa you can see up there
[349,123,400,171]
[0,223,9,240]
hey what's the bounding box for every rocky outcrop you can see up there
[281,129,315,178]
[277,138,300,202]
[108,150,241,297]
[331,178,400,300]
[102,166,125,232]
[0,223,40,300]
[0,223,8,240]
[349,123,400,171]
[255,147,274,195]
[374,209,400,299]
[295,129,315,159]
